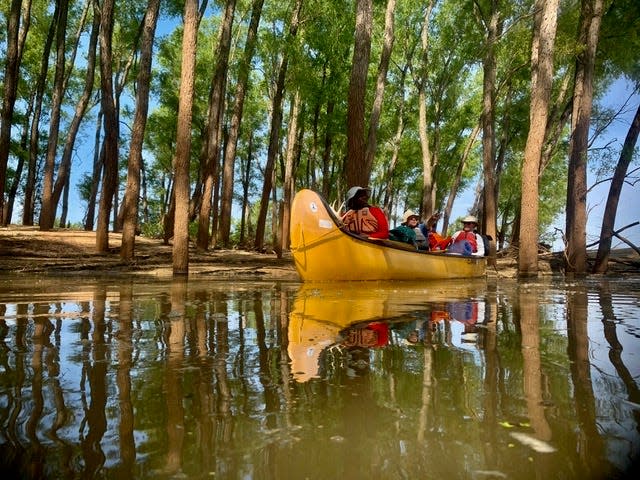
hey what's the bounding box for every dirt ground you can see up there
[0,226,637,279]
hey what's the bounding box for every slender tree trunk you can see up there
[345,0,372,188]
[197,0,236,251]
[121,0,161,261]
[565,0,604,275]
[479,0,500,267]
[364,0,396,175]
[0,0,30,225]
[418,1,435,217]
[219,0,264,246]
[239,134,254,245]
[254,0,303,251]
[593,103,640,273]
[96,0,119,252]
[278,89,302,257]
[85,110,104,231]
[3,95,33,224]
[39,0,69,230]
[172,0,200,274]
[442,122,481,234]
[518,0,559,276]
[51,3,99,222]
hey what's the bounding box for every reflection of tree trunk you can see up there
[26,317,47,460]
[213,298,233,444]
[417,347,433,442]
[597,284,640,433]
[82,288,108,477]
[46,318,72,462]
[519,288,552,440]
[116,284,135,474]
[165,280,186,474]
[256,295,279,428]
[566,287,606,472]
[481,291,499,467]
[194,289,215,469]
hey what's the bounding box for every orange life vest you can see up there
[341,208,379,235]
[452,231,478,252]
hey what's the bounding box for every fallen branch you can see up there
[586,221,640,249]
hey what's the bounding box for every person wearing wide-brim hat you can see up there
[341,186,389,239]
[389,209,421,246]
[449,215,485,256]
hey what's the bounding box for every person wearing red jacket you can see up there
[340,186,389,239]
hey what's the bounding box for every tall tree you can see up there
[38,0,69,230]
[592,102,640,273]
[518,0,559,276]
[565,0,604,274]
[477,0,501,267]
[0,0,30,225]
[364,0,396,175]
[95,0,119,252]
[196,0,237,251]
[121,0,161,261]
[417,0,435,217]
[172,0,202,274]
[218,0,264,247]
[254,0,303,251]
[345,0,373,188]
[49,0,98,228]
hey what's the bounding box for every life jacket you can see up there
[341,207,379,235]
[451,231,478,252]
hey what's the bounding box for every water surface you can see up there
[0,275,639,479]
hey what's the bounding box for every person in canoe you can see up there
[449,215,485,256]
[341,186,389,239]
[419,212,451,251]
[389,209,420,247]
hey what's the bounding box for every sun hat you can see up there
[402,209,420,224]
[461,215,478,224]
[345,186,371,205]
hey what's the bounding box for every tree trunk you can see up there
[278,89,302,257]
[0,0,29,225]
[418,1,435,217]
[218,0,264,246]
[565,0,604,275]
[518,0,559,276]
[345,0,372,188]
[96,0,119,252]
[479,0,500,267]
[592,102,640,273]
[254,0,302,251]
[197,0,236,251]
[172,0,200,274]
[85,111,104,231]
[51,3,99,224]
[364,0,396,175]
[39,0,69,231]
[121,0,161,261]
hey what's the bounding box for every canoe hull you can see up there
[289,189,486,281]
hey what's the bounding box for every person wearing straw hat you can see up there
[389,209,421,247]
[449,215,485,256]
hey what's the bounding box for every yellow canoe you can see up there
[289,189,486,281]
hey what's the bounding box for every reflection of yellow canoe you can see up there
[289,189,486,281]
[287,282,485,381]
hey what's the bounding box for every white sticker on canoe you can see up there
[309,201,318,212]
[318,219,333,229]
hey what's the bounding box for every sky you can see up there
[15,76,639,254]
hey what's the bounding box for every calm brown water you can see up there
[0,275,638,479]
